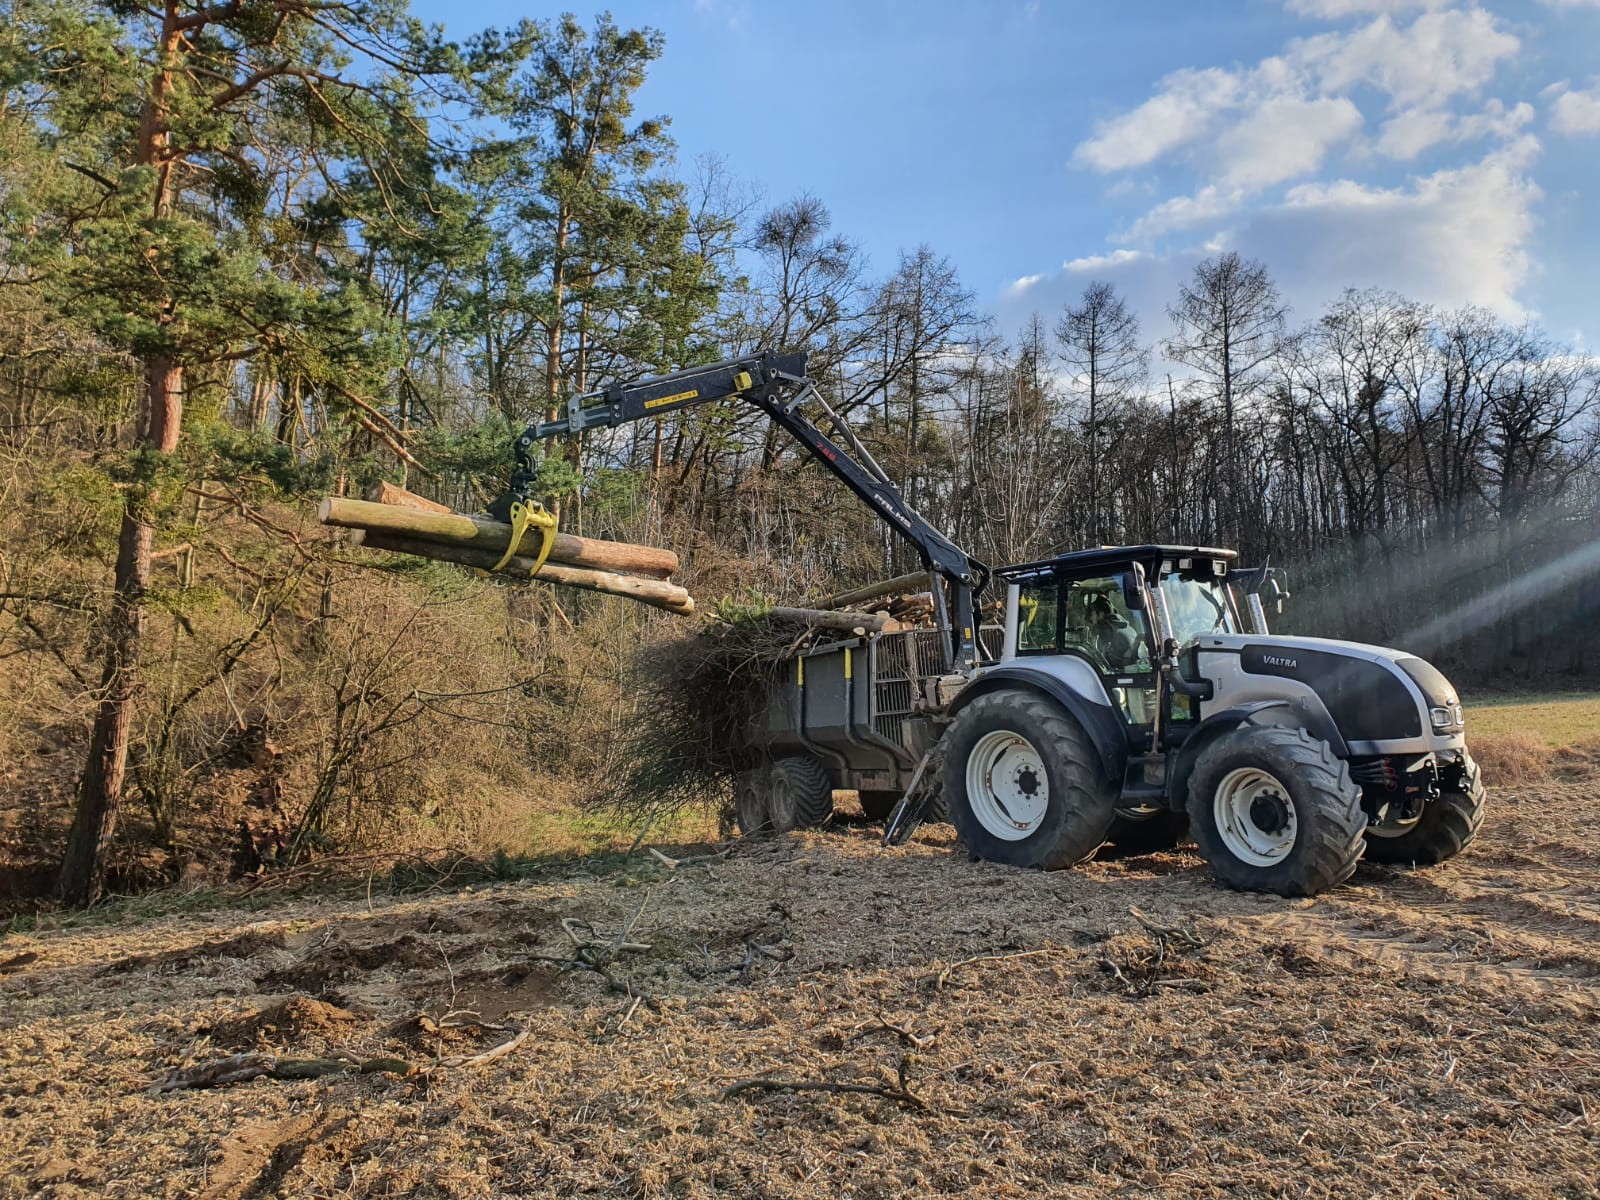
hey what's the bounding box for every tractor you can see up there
[505,351,1483,897]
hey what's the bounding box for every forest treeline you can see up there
[2,2,1597,902]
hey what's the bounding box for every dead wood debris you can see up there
[646,846,732,870]
[930,946,1068,989]
[1097,907,1217,996]
[688,902,795,983]
[150,1052,412,1093]
[721,1055,962,1115]
[524,890,662,1010]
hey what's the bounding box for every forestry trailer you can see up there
[505,350,1484,897]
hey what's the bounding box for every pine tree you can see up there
[1,0,458,904]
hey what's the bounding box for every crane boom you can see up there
[501,350,989,672]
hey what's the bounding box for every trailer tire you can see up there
[1104,808,1190,856]
[1187,724,1365,897]
[734,770,772,836]
[768,756,833,832]
[1363,754,1485,865]
[943,689,1116,869]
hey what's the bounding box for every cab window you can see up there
[1018,574,1152,674]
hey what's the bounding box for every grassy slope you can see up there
[1465,693,1600,746]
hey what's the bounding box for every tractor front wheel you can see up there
[1187,724,1365,897]
[1364,754,1485,865]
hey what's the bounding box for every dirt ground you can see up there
[3,778,1598,1200]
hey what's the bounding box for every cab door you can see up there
[1014,568,1160,744]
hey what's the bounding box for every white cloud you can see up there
[1215,95,1364,188]
[1285,0,1443,16]
[1004,140,1542,340]
[1291,10,1519,111]
[1074,68,1241,172]
[1062,249,1148,273]
[1551,84,1600,134]
[1005,273,1045,297]
[1124,186,1244,240]
[1072,8,1520,199]
[1377,98,1534,158]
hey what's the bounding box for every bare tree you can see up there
[1164,253,1286,552]
[1056,281,1145,543]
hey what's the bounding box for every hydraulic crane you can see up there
[494,350,991,672]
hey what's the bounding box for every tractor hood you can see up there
[1190,633,1465,755]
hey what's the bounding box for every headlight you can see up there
[1429,704,1464,732]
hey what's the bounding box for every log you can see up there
[816,572,931,611]
[758,606,901,634]
[365,481,451,513]
[359,532,695,616]
[319,496,679,580]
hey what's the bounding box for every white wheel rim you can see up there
[1213,767,1297,866]
[1367,806,1420,838]
[965,730,1050,841]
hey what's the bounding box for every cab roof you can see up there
[995,544,1238,582]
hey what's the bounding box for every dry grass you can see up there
[1466,692,1600,785]
[3,770,1598,1198]
[1465,693,1600,745]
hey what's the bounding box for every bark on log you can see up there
[758,606,901,634]
[816,572,931,611]
[318,496,678,579]
[359,533,695,615]
[365,481,451,513]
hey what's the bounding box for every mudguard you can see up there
[951,666,1128,784]
[1167,699,1350,808]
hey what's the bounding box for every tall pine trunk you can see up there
[58,10,182,905]
[59,359,183,904]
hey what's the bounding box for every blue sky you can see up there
[416,0,1600,350]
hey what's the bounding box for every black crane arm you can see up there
[502,350,989,672]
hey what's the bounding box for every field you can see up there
[2,706,1598,1199]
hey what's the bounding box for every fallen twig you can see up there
[721,1055,942,1112]
[439,1027,530,1069]
[932,947,1066,989]
[150,1052,411,1093]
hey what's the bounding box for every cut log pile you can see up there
[319,490,694,615]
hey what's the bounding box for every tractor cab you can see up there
[993,545,1245,740]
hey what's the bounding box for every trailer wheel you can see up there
[943,689,1116,869]
[734,769,772,836]
[768,756,833,832]
[1103,807,1190,856]
[1187,724,1365,897]
[1364,754,1485,865]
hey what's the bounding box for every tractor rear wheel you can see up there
[768,756,833,832]
[943,689,1116,869]
[1187,724,1365,897]
[1363,754,1485,865]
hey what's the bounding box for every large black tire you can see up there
[1187,724,1365,897]
[733,769,772,836]
[1363,755,1485,865]
[1103,808,1190,856]
[942,689,1117,870]
[768,756,833,832]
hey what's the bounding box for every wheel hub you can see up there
[965,730,1050,841]
[1214,767,1298,866]
[1249,793,1290,835]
